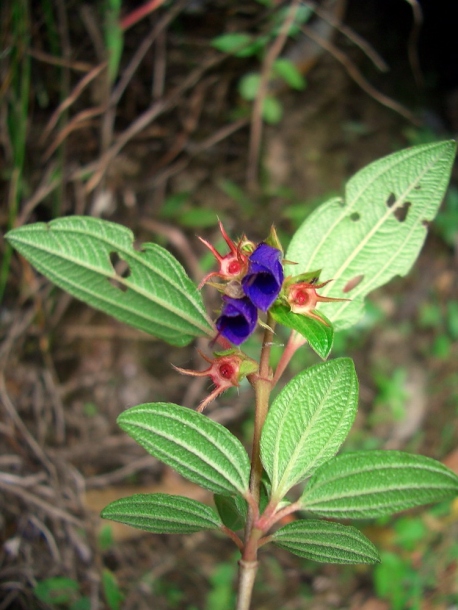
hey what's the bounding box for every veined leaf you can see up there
[214,494,247,531]
[6,217,213,346]
[261,358,358,499]
[272,519,379,564]
[286,141,456,330]
[270,303,333,359]
[118,403,251,496]
[101,493,222,534]
[300,450,458,519]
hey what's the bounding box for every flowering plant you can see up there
[5,141,458,609]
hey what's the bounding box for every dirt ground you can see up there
[1,1,458,609]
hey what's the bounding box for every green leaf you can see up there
[238,73,261,101]
[179,208,218,228]
[214,494,247,531]
[272,519,379,564]
[300,450,458,519]
[105,0,123,83]
[6,217,213,346]
[262,96,283,124]
[270,303,333,359]
[211,33,265,57]
[286,141,457,330]
[272,58,306,90]
[118,403,251,496]
[102,569,124,610]
[34,577,79,604]
[101,493,222,534]
[261,358,358,499]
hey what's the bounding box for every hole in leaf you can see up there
[422,219,430,228]
[414,184,421,190]
[386,193,396,208]
[350,212,360,221]
[343,274,364,293]
[393,201,411,222]
[108,252,131,292]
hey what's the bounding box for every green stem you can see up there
[236,315,275,610]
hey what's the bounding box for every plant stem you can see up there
[236,316,275,610]
[272,330,306,386]
[236,560,259,610]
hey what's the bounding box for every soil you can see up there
[1,1,457,609]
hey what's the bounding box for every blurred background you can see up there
[1,0,457,608]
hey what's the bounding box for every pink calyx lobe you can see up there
[286,279,349,324]
[173,349,258,412]
[198,221,250,288]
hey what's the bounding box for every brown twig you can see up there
[301,22,420,124]
[246,0,301,193]
[405,0,424,87]
[27,48,93,72]
[40,61,107,143]
[303,0,389,72]
[44,107,105,160]
[85,53,224,193]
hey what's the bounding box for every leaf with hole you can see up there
[286,141,456,330]
[118,403,251,496]
[101,493,222,534]
[272,519,380,564]
[270,303,333,359]
[300,450,458,519]
[6,217,213,346]
[261,358,358,499]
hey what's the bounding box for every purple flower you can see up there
[216,297,258,345]
[242,243,284,311]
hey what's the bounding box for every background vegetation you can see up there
[1,0,457,608]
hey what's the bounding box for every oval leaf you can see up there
[272,519,379,564]
[6,217,213,346]
[118,403,251,496]
[270,303,333,359]
[286,141,456,330]
[261,358,358,499]
[214,494,247,531]
[300,450,458,519]
[101,493,222,534]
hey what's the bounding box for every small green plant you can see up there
[33,577,90,610]
[6,141,458,609]
[211,6,311,124]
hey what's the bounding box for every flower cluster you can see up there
[176,224,348,410]
[200,225,284,345]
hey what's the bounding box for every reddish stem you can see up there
[121,0,164,31]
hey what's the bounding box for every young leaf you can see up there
[261,358,358,499]
[6,217,213,346]
[118,403,251,496]
[272,58,306,90]
[101,493,222,534]
[270,303,333,359]
[214,494,247,531]
[286,141,456,330]
[300,450,458,519]
[272,519,380,564]
[101,569,124,610]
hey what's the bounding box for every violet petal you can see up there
[216,297,258,345]
[242,243,283,311]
